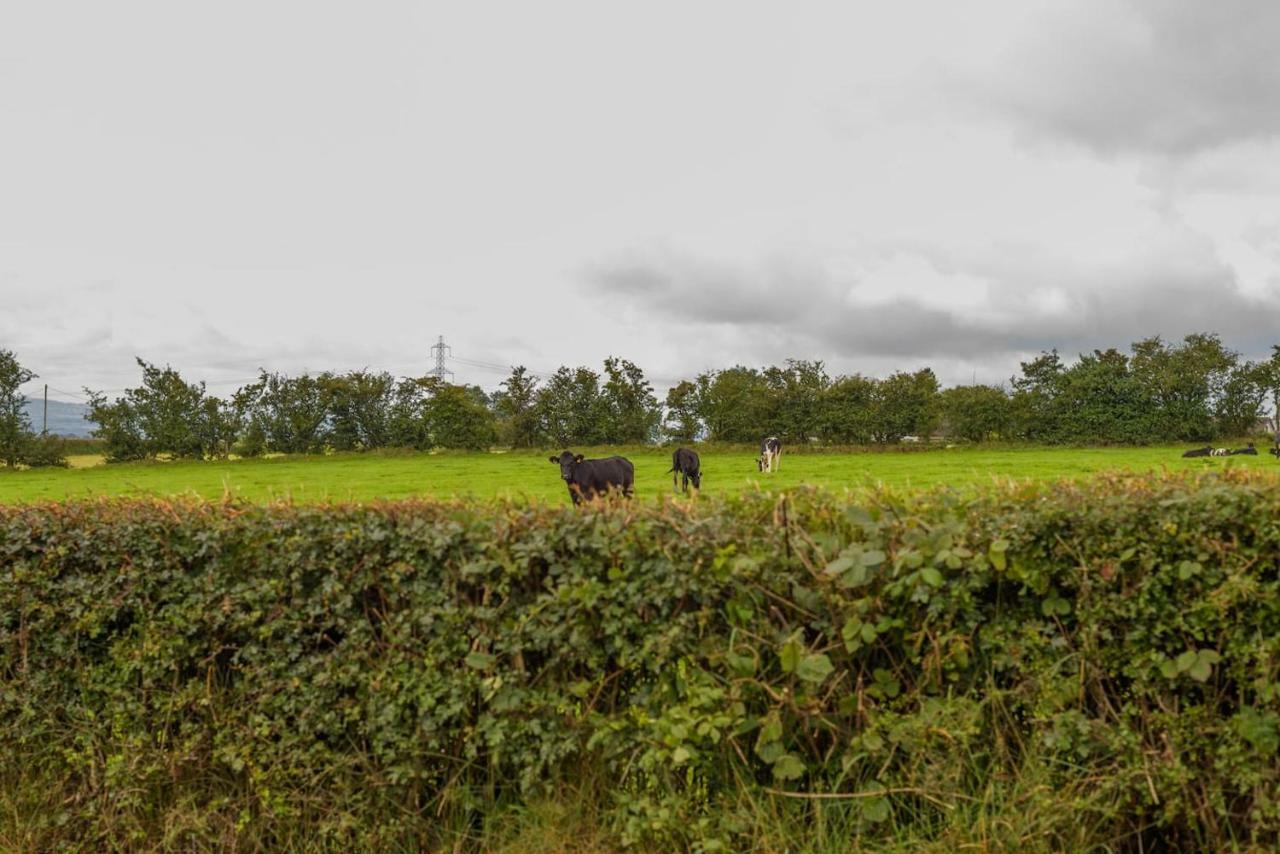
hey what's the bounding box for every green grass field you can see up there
[1,444,1276,504]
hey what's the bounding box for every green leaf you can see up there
[726,649,757,676]
[756,741,786,764]
[771,753,806,781]
[1188,656,1215,682]
[861,549,886,567]
[840,562,870,589]
[795,653,834,685]
[842,617,865,653]
[671,746,691,765]
[1188,649,1221,683]
[825,556,855,576]
[779,637,802,674]
[1176,650,1197,673]
[989,539,1009,571]
[465,652,494,670]
[920,567,943,588]
[758,713,783,746]
[862,796,890,823]
[1041,595,1070,617]
[846,507,874,526]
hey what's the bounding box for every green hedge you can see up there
[3,472,1280,849]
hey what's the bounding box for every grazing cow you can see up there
[757,436,782,473]
[1231,443,1258,456]
[1182,447,1212,458]
[549,451,634,505]
[668,447,701,492]
[1271,447,1280,459]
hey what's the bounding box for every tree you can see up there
[693,367,771,443]
[324,371,396,451]
[494,366,541,448]
[822,374,877,444]
[1216,361,1267,438]
[86,391,148,462]
[937,385,1011,442]
[236,371,330,455]
[762,360,829,442]
[1010,350,1065,441]
[871,369,939,443]
[1055,349,1152,444]
[424,384,497,450]
[601,357,661,444]
[1129,334,1236,441]
[387,377,436,450]
[130,360,211,458]
[87,359,214,460]
[663,380,702,442]
[0,349,36,467]
[536,367,609,447]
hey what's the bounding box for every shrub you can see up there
[18,435,68,468]
[2,471,1279,848]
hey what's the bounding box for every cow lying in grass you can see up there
[1185,443,1259,458]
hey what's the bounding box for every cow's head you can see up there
[690,470,702,489]
[549,451,585,481]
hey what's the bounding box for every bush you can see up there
[18,435,68,468]
[2,472,1279,849]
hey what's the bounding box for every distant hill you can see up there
[21,398,95,437]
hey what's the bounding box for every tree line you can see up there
[3,333,1279,466]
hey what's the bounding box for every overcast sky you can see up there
[3,0,1279,402]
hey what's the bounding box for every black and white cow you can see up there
[668,447,701,492]
[549,451,634,505]
[757,436,782,473]
[1211,448,1232,457]
[1182,446,1213,458]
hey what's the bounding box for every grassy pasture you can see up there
[1,443,1276,504]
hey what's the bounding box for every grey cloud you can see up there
[585,255,818,327]
[970,0,1280,155]
[586,250,1280,375]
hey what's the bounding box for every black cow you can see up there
[1231,443,1258,456]
[757,436,782,473]
[1182,446,1212,458]
[668,447,701,492]
[549,451,634,505]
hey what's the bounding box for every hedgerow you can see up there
[3,471,1279,849]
